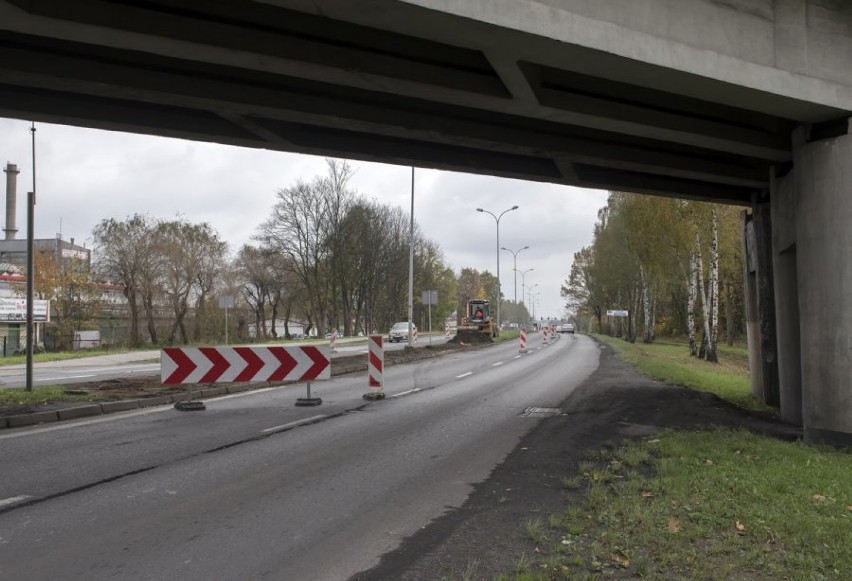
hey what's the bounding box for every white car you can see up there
[388,321,416,343]
[559,323,575,334]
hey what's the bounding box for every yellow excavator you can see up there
[458,299,498,338]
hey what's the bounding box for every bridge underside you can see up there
[0,0,846,205]
[1,0,851,446]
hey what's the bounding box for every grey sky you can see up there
[0,117,608,319]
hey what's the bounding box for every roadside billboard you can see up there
[0,298,50,322]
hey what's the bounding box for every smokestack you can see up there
[3,162,19,241]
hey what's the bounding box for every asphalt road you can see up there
[0,335,450,389]
[0,333,599,580]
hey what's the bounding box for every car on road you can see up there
[559,323,575,334]
[388,321,416,342]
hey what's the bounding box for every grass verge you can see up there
[506,429,851,579]
[0,385,102,407]
[498,334,850,579]
[0,348,146,367]
[592,334,769,412]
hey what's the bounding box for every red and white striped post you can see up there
[542,325,550,345]
[412,326,418,344]
[519,327,527,353]
[445,322,450,338]
[364,334,384,400]
[329,328,338,353]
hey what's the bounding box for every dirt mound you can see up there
[447,330,494,344]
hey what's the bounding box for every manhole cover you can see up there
[520,407,562,418]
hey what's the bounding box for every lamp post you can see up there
[517,267,534,306]
[501,245,529,305]
[527,283,539,324]
[477,205,518,334]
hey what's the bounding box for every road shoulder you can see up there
[352,342,800,580]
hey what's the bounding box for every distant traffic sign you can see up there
[606,309,629,317]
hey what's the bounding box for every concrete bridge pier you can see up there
[773,119,852,446]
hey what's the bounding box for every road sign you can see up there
[421,290,437,305]
[161,345,330,385]
[606,309,629,317]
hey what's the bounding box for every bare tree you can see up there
[92,215,154,348]
[159,220,226,344]
[236,245,275,340]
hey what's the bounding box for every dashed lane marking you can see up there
[262,414,327,434]
[0,495,32,508]
[456,372,473,379]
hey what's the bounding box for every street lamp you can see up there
[531,292,540,322]
[477,205,519,333]
[501,245,529,305]
[527,283,539,323]
[517,267,534,306]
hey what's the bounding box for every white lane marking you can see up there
[390,387,422,398]
[261,414,326,434]
[0,495,32,508]
[492,361,504,366]
[514,355,521,359]
[456,372,473,379]
[39,374,98,381]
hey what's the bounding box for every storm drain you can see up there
[520,407,562,418]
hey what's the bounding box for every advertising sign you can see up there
[0,298,50,322]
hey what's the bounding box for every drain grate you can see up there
[520,407,562,418]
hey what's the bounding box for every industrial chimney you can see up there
[3,162,19,240]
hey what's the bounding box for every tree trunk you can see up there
[641,265,654,343]
[725,278,734,346]
[707,207,719,362]
[696,232,711,359]
[687,251,697,356]
[144,292,158,344]
[125,287,141,348]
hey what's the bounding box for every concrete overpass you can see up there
[0,0,849,445]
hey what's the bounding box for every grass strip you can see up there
[0,348,147,367]
[0,385,100,407]
[504,429,851,580]
[592,334,769,412]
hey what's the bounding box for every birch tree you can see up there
[706,206,720,362]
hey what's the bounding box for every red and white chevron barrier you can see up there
[519,328,527,353]
[161,345,330,385]
[542,326,550,345]
[445,323,450,338]
[368,334,384,388]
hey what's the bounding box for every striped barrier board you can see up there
[368,334,384,388]
[161,345,331,385]
[519,328,527,353]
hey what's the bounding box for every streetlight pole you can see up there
[527,283,539,324]
[517,267,534,306]
[477,205,518,334]
[501,245,529,305]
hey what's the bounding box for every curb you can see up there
[2,388,242,429]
